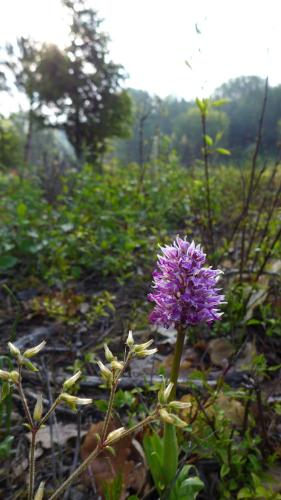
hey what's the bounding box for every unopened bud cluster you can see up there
[0,369,19,384]
[61,370,92,408]
[125,330,157,357]
[97,343,125,387]
[7,340,47,372]
[96,332,158,387]
[157,380,192,428]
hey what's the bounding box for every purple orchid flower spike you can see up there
[148,237,225,329]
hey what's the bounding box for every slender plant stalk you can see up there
[49,413,157,500]
[17,378,33,428]
[162,325,186,490]
[29,430,36,500]
[100,353,132,442]
[39,397,61,427]
[100,382,118,442]
[17,366,36,499]
[169,325,186,401]
[201,112,214,254]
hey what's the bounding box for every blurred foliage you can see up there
[0,159,280,287]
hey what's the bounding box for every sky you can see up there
[0,0,280,113]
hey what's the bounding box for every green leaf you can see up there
[215,148,231,156]
[17,202,27,217]
[0,382,10,402]
[143,432,165,495]
[212,98,230,107]
[163,423,178,486]
[220,463,230,479]
[0,255,18,270]
[0,435,14,459]
[195,98,205,113]
[237,487,253,498]
[215,131,224,142]
[204,134,213,146]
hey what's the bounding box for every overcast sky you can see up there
[0,0,280,112]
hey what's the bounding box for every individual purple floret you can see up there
[148,237,225,328]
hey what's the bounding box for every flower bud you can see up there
[135,348,158,358]
[23,340,46,358]
[9,370,20,384]
[104,344,114,362]
[97,361,113,385]
[8,342,20,358]
[159,408,187,428]
[63,371,82,391]
[60,393,92,406]
[159,408,174,425]
[110,359,124,371]
[126,330,134,348]
[163,382,174,403]
[33,394,43,421]
[105,427,126,445]
[134,339,154,353]
[168,401,192,410]
[34,481,45,500]
[0,370,19,384]
[22,358,38,372]
[0,370,11,381]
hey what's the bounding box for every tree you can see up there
[37,0,132,162]
[0,116,24,168]
[0,37,44,163]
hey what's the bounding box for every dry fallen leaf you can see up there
[234,341,257,371]
[179,394,198,423]
[208,338,235,367]
[206,394,245,427]
[27,422,86,449]
[81,420,146,499]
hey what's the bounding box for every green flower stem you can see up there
[17,365,36,499]
[100,381,118,442]
[100,352,132,442]
[17,367,33,428]
[49,413,157,500]
[169,325,186,401]
[28,430,36,500]
[163,325,186,491]
[39,396,61,427]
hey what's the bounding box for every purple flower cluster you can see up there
[148,237,225,328]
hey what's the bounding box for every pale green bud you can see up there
[104,344,114,362]
[126,330,134,348]
[33,394,43,421]
[135,348,158,358]
[60,393,92,406]
[97,361,113,385]
[34,481,45,500]
[134,339,154,353]
[8,342,20,358]
[105,427,126,445]
[159,408,174,425]
[168,401,192,410]
[0,370,19,384]
[111,359,124,371]
[163,382,174,403]
[23,340,46,358]
[21,358,38,372]
[0,369,11,381]
[9,370,20,384]
[63,371,82,391]
[159,408,187,428]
